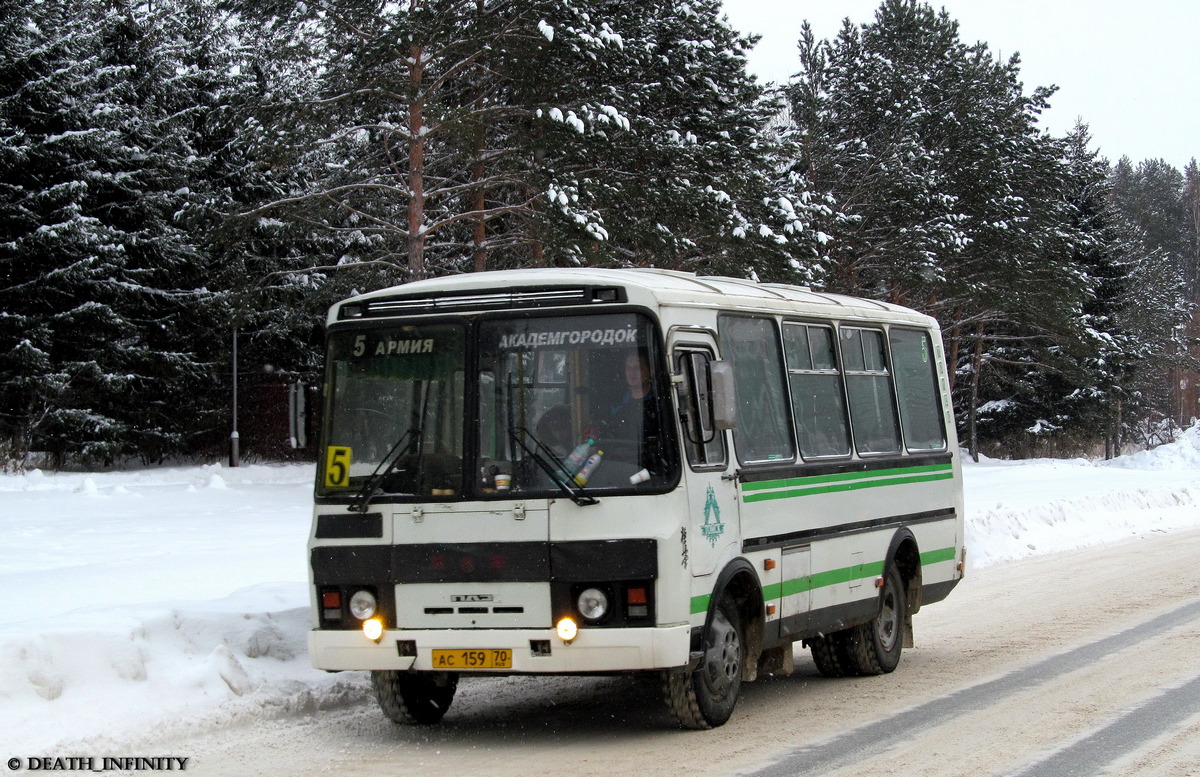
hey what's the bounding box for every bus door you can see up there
[670,333,740,578]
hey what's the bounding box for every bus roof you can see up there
[334,268,937,329]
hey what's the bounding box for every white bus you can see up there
[308,268,965,729]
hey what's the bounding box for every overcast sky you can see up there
[721,0,1198,172]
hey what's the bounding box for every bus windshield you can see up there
[477,311,675,495]
[318,312,676,501]
[319,323,466,498]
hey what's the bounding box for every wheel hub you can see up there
[876,584,899,652]
[704,608,740,695]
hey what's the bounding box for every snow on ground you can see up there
[964,425,1200,566]
[3,430,1200,754]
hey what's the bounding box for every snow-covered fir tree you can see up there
[784,0,1100,456]
[0,0,214,465]
[2,0,1197,466]
[1109,156,1199,440]
[245,0,815,281]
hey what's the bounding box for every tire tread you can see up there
[371,670,457,725]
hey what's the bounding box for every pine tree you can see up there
[785,0,1095,456]
[527,0,814,279]
[1057,125,1136,454]
[240,0,572,280]
[158,0,342,456]
[1109,156,1199,439]
[244,0,812,282]
[0,0,211,465]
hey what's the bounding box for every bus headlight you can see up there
[349,589,377,620]
[576,587,609,622]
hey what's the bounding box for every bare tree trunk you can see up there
[1108,398,1118,453]
[470,4,488,274]
[471,135,487,272]
[946,310,962,396]
[407,41,427,279]
[530,232,545,266]
[526,183,544,266]
[967,320,985,462]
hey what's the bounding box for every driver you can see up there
[606,351,660,470]
[609,352,651,428]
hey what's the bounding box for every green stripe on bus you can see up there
[919,546,957,565]
[741,462,953,493]
[692,547,956,613]
[775,561,887,598]
[771,548,955,600]
[743,471,954,503]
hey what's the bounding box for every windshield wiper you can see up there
[507,427,598,507]
[348,426,422,513]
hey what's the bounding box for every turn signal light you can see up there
[362,617,384,642]
[556,617,578,643]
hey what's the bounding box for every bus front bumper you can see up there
[308,624,691,673]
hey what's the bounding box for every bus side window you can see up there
[888,328,948,451]
[783,323,851,458]
[841,327,901,455]
[674,348,726,469]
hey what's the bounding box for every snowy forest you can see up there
[2,0,1198,468]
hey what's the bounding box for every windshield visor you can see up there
[477,312,675,495]
[319,323,465,498]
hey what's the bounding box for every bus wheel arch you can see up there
[663,560,762,729]
[713,559,765,681]
[888,529,922,625]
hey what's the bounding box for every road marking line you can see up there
[1003,672,1200,777]
[743,598,1200,777]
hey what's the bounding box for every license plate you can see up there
[430,649,512,669]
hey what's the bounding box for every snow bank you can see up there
[0,463,346,752]
[1106,423,1200,471]
[2,433,1199,752]
[963,426,1200,567]
[0,585,364,753]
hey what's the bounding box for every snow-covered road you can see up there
[3,428,1200,769]
[117,526,1200,777]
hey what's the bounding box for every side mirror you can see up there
[709,361,736,430]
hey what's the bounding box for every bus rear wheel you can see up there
[663,592,744,729]
[809,630,854,677]
[845,564,906,676]
[371,670,458,725]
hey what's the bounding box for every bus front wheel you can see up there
[663,592,744,729]
[371,670,458,725]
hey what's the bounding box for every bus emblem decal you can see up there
[701,485,724,547]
